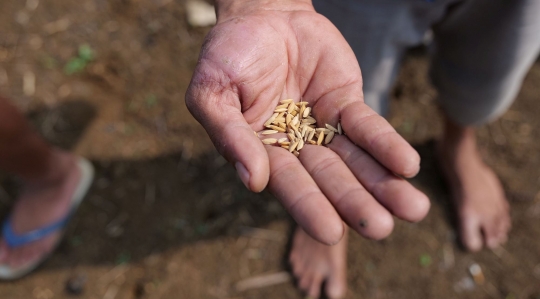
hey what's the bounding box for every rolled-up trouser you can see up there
[313,0,540,125]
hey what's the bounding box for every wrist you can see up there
[215,0,314,21]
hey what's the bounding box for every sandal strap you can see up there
[2,214,71,248]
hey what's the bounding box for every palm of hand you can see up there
[187,10,429,244]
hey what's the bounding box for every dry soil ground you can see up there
[1,0,540,298]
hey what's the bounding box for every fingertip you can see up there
[377,136,421,179]
[340,102,421,178]
[373,179,431,223]
[406,191,431,223]
[319,223,345,246]
[235,162,251,189]
[303,219,344,246]
[360,213,394,240]
[250,180,267,193]
[232,127,270,193]
[235,159,269,193]
[372,219,394,240]
[400,151,421,178]
[249,159,270,193]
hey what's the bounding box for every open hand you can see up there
[186,0,430,245]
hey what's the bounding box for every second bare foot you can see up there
[289,226,347,299]
[438,123,511,251]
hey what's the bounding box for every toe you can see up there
[291,261,305,279]
[499,224,510,245]
[325,278,347,299]
[298,274,311,294]
[460,215,482,252]
[493,213,511,247]
[498,233,508,245]
[499,210,512,235]
[484,210,512,249]
[482,219,500,249]
[307,274,323,299]
[324,270,346,299]
[484,230,499,249]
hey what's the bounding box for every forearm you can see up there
[215,0,314,20]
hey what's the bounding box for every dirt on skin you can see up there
[1,0,540,298]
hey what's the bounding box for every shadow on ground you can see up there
[0,100,291,271]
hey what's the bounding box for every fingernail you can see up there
[235,162,250,190]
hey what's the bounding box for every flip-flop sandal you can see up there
[0,157,94,280]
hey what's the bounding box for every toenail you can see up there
[359,219,369,228]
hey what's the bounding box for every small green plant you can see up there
[64,44,94,75]
[78,44,94,61]
[145,94,158,108]
[116,252,131,265]
[419,253,432,267]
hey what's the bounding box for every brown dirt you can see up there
[1,0,540,298]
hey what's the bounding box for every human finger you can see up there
[328,136,430,222]
[186,71,270,192]
[298,145,394,240]
[266,146,344,245]
[313,100,420,178]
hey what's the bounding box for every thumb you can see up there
[186,73,270,192]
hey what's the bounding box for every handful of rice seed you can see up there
[257,99,342,157]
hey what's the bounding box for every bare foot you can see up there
[0,149,81,268]
[438,123,511,252]
[289,226,347,299]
